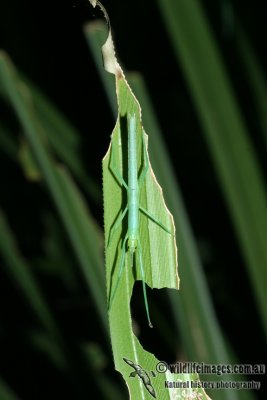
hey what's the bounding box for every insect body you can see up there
[128,113,140,266]
[108,113,171,327]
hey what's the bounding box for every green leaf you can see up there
[103,78,180,399]
[88,1,210,398]
[103,76,179,304]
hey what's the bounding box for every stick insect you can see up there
[108,113,171,328]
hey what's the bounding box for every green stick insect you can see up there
[108,113,171,328]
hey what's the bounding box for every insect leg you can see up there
[108,206,128,247]
[108,234,128,311]
[138,130,172,235]
[139,206,172,235]
[137,237,153,328]
[110,141,128,189]
[138,132,149,187]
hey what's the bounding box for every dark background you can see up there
[0,0,266,398]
